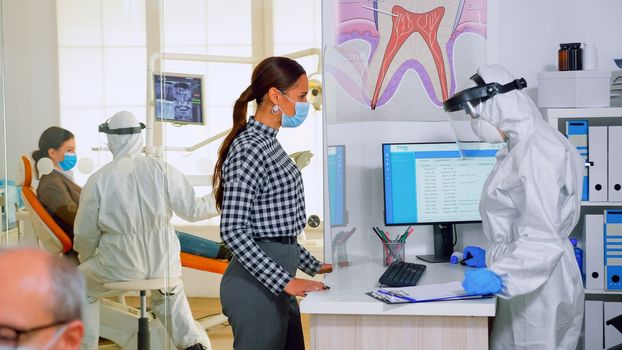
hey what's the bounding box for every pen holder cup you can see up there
[382,242,405,266]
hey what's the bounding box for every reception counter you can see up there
[300,258,496,350]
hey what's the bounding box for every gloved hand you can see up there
[462,246,486,268]
[462,268,503,295]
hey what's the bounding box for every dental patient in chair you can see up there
[72,111,227,350]
[31,125,232,261]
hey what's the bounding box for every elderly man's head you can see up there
[0,248,84,349]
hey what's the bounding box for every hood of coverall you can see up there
[106,111,145,159]
[476,64,541,148]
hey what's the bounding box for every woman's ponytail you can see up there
[31,149,43,163]
[212,85,254,211]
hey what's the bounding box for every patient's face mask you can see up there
[50,138,77,171]
[59,152,77,171]
[279,91,310,128]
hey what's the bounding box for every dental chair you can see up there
[17,156,229,349]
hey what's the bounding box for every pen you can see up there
[399,227,414,243]
[380,229,391,242]
[373,227,390,243]
[371,226,385,242]
[373,230,386,243]
[401,226,412,239]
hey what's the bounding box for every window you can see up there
[56,0,324,222]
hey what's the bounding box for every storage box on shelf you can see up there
[538,71,611,108]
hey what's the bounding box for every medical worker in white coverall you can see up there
[74,111,216,350]
[444,64,584,350]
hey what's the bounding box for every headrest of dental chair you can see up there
[18,156,34,188]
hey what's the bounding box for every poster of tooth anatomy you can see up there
[325,0,487,122]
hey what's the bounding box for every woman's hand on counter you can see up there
[318,263,333,274]
[284,278,329,297]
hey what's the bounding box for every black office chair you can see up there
[606,314,622,350]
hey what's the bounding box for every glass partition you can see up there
[322,0,489,294]
[1,1,325,348]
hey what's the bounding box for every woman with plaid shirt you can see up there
[212,57,332,350]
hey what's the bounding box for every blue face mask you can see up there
[279,92,310,128]
[59,152,77,171]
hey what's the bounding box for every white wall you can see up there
[494,0,622,102]
[0,0,59,181]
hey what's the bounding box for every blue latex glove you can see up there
[462,246,486,268]
[462,269,503,295]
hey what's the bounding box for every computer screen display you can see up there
[327,145,346,227]
[154,73,204,125]
[382,142,503,226]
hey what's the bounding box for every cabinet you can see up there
[546,107,622,350]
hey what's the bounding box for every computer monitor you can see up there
[382,142,503,262]
[327,145,347,227]
[154,73,205,125]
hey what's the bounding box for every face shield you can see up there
[443,73,527,157]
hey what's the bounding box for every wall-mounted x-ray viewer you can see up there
[154,72,205,126]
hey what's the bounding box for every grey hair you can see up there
[47,255,85,321]
[0,248,85,321]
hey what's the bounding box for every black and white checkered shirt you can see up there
[220,117,321,295]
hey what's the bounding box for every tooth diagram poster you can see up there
[325,0,487,122]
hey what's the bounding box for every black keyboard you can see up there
[379,261,427,287]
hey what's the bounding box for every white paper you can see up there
[382,281,466,299]
[368,281,481,304]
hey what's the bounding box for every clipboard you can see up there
[366,281,492,304]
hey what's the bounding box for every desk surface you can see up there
[300,257,496,317]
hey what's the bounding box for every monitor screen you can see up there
[154,73,204,125]
[382,142,503,226]
[327,145,347,227]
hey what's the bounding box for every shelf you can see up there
[581,201,622,206]
[545,107,622,119]
[585,289,622,295]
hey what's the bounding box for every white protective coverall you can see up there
[476,65,584,349]
[74,111,217,349]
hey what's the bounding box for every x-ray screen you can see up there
[154,73,204,125]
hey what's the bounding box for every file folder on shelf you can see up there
[566,120,589,201]
[605,210,622,290]
[585,214,605,290]
[589,126,608,201]
[609,126,622,201]
[585,300,604,350]
[366,281,491,304]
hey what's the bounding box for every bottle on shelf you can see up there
[582,41,598,70]
[558,44,569,71]
[568,43,582,71]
